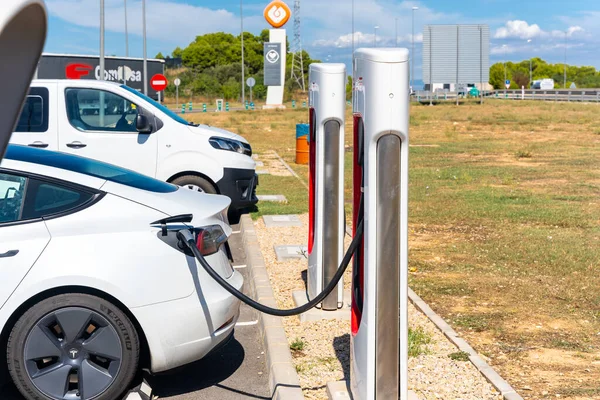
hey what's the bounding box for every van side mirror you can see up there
[136,114,152,133]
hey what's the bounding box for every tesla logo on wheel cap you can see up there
[264,0,291,28]
[69,349,79,359]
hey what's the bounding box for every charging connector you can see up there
[176,219,363,317]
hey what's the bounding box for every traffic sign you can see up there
[174,78,181,87]
[264,0,291,28]
[505,79,511,89]
[150,74,168,91]
[246,77,256,87]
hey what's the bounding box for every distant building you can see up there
[423,25,490,91]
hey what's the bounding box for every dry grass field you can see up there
[186,100,600,399]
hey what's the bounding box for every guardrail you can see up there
[412,89,600,103]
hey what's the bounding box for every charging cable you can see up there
[176,218,363,317]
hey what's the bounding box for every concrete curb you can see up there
[408,288,523,400]
[240,214,305,400]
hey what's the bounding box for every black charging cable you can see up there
[176,218,363,317]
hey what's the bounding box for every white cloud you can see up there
[495,20,585,41]
[494,20,544,39]
[313,32,422,48]
[46,0,264,44]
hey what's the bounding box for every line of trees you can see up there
[156,30,318,101]
[489,58,600,89]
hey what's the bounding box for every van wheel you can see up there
[7,294,139,400]
[172,175,217,194]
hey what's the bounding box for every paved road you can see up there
[0,221,270,400]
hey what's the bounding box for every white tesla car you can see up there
[0,144,242,400]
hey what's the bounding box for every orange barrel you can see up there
[295,123,310,164]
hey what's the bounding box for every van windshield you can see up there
[120,85,193,126]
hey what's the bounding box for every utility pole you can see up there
[100,0,105,81]
[411,7,418,91]
[124,0,129,57]
[503,44,507,97]
[564,30,567,89]
[241,0,245,104]
[142,0,148,95]
[395,18,398,47]
[527,39,532,87]
[374,26,379,47]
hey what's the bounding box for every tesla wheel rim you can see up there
[23,307,123,400]
[183,184,204,192]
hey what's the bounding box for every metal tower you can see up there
[290,0,305,91]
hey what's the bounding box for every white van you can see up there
[11,79,258,211]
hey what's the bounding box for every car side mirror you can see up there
[136,114,152,133]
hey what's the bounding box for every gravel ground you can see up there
[254,213,502,400]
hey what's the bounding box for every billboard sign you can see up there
[264,42,282,86]
[37,54,165,99]
[423,25,490,86]
[264,0,291,28]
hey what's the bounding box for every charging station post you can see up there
[307,63,346,310]
[350,48,409,400]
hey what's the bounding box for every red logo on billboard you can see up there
[65,63,93,79]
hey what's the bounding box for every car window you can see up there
[65,88,138,133]
[15,87,49,132]
[0,173,26,223]
[22,179,94,220]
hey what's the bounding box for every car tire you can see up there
[7,293,139,400]
[172,175,217,194]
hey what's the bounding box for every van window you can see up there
[15,87,49,132]
[65,88,139,133]
[121,85,191,126]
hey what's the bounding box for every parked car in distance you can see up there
[0,145,242,400]
[11,79,258,212]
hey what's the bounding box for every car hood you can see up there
[188,125,248,143]
[100,180,232,234]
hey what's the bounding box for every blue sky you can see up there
[45,0,600,79]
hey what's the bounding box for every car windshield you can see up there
[4,145,178,193]
[120,85,194,126]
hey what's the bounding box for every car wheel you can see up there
[7,294,139,400]
[172,175,217,194]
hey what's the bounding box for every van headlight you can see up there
[209,137,252,156]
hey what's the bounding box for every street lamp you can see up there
[374,26,379,47]
[564,30,567,88]
[124,0,129,57]
[142,0,148,95]
[241,0,245,104]
[395,18,398,47]
[100,0,105,81]
[527,39,532,87]
[411,6,419,91]
[502,44,507,95]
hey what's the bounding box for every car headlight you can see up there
[209,137,252,156]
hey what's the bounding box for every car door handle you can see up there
[0,250,18,258]
[28,141,49,148]
[66,141,87,149]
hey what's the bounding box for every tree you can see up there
[155,52,165,59]
[512,70,529,89]
[172,47,183,59]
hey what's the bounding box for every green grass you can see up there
[188,101,600,393]
[448,351,470,361]
[290,338,306,352]
[408,327,433,358]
